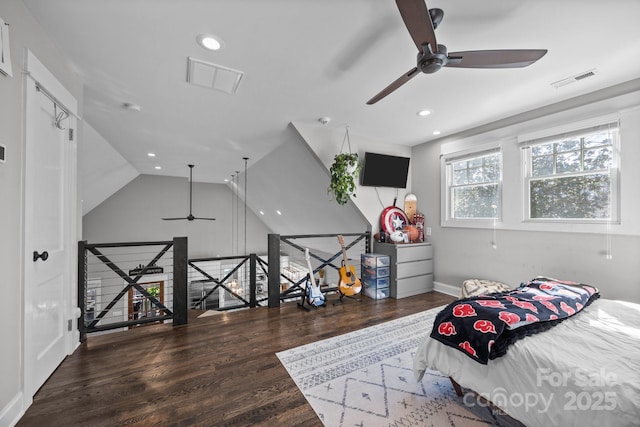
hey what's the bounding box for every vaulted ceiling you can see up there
[24,0,640,183]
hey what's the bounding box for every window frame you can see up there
[521,123,620,224]
[441,146,503,225]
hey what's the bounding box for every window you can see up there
[444,149,502,220]
[523,124,619,221]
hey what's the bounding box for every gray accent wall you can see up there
[242,125,370,237]
[83,174,272,258]
[412,89,640,303]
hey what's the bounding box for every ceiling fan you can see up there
[162,164,216,221]
[367,0,548,104]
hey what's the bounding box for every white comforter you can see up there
[413,298,640,427]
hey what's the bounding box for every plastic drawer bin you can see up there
[361,253,390,268]
[364,285,390,300]
[363,276,390,288]
[362,266,390,278]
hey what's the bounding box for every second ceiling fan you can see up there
[162,164,216,221]
[367,0,548,104]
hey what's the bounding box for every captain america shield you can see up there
[380,206,409,234]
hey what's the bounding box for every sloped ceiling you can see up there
[22,0,640,184]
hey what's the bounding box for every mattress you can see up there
[413,298,640,427]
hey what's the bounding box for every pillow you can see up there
[461,279,511,298]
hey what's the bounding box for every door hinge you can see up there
[68,319,73,331]
[69,128,74,141]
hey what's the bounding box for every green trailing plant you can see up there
[328,152,360,205]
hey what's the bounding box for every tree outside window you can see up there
[446,151,502,219]
[525,126,618,220]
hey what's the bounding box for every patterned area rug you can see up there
[277,307,519,427]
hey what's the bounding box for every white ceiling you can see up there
[24,0,640,183]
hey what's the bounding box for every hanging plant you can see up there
[328,152,360,205]
[329,126,360,205]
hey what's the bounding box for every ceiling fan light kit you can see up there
[367,0,548,104]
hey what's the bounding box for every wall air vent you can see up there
[187,57,244,95]
[551,69,598,89]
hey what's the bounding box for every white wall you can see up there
[79,123,139,215]
[292,122,414,236]
[0,1,82,424]
[412,87,640,303]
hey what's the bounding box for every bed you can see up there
[413,280,640,427]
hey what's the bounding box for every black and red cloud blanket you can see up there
[430,277,600,364]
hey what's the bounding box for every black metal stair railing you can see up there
[77,237,187,342]
[78,232,370,340]
[188,254,263,310]
[267,232,371,308]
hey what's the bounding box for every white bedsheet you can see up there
[413,299,640,427]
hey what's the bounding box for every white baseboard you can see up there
[433,281,460,298]
[0,392,24,427]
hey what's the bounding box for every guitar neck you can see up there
[341,246,349,267]
[304,248,317,288]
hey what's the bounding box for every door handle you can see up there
[33,250,49,262]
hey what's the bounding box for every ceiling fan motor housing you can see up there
[418,44,448,74]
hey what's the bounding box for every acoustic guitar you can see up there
[337,235,362,296]
[304,248,325,307]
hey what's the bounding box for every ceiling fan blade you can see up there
[445,49,548,69]
[396,0,437,53]
[192,217,217,221]
[367,67,419,105]
[162,217,188,221]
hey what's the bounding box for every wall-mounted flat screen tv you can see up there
[360,152,410,188]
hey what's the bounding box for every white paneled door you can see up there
[23,53,77,403]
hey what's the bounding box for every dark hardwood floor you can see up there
[18,291,455,427]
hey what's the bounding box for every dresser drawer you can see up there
[396,244,432,263]
[396,259,433,279]
[392,274,434,298]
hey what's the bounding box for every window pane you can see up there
[556,151,581,174]
[453,169,467,185]
[532,155,553,176]
[530,173,611,219]
[556,139,580,153]
[453,160,468,171]
[468,167,484,184]
[484,164,500,181]
[468,158,483,168]
[583,131,612,148]
[453,184,499,218]
[532,144,553,156]
[584,146,613,170]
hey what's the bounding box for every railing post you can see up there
[173,236,188,326]
[267,234,281,308]
[77,240,87,343]
[249,254,257,307]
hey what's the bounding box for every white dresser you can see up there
[372,241,433,298]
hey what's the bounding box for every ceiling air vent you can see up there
[187,57,244,94]
[551,69,598,89]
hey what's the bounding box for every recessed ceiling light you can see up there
[417,109,431,117]
[155,166,162,170]
[433,130,441,135]
[197,34,223,51]
[276,210,282,216]
[223,178,229,182]
[259,211,264,215]
[147,152,156,157]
